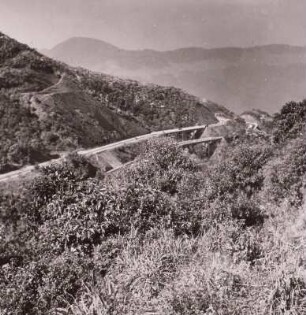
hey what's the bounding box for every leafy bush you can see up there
[272,99,306,144]
[1,101,305,315]
[0,93,53,172]
[263,137,306,206]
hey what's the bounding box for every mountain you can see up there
[44,37,306,113]
[0,32,228,173]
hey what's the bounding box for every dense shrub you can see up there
[1,101,305,314]
[272,99,306,144]
[115,139,195,194]
[0,93,53,172]
[109,139,202,235]
[263,137,306,206]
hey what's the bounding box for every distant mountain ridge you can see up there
[44,37,306,113]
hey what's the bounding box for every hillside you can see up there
[44,37,306,113]
[0,100,305,314]
[0,32,226,173]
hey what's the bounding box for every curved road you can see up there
[0,124,208,183]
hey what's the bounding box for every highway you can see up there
[0,124,209,183]
[78,124,208,156]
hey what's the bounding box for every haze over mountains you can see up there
[44,37,306,113]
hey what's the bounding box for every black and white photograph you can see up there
[0,0,305,314]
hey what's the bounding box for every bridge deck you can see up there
[150,124,207,135]
[79,124,208,156]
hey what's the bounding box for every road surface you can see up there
[0,124,208,183]
[79,124,208,156]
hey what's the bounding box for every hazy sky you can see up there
[0,0,305,50]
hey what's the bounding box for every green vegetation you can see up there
[0,93,49,173]
[77,69,220,130]
[272,99,306,143]
[0,101,305,314]
[0,31,220,173]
